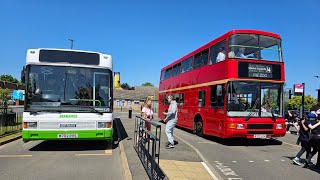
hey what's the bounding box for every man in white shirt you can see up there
[216,47,226,62]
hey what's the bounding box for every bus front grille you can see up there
[247,124,273,129]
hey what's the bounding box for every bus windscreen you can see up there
[39,50,100,65]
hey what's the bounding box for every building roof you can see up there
[114,86,159,101]
[0,81,25,90]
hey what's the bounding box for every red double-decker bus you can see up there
[158,29,286,138]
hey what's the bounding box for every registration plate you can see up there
[253,134,267,138]
[57,134,78,138]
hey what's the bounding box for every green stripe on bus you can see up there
[22,129,113,141]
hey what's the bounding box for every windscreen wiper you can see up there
[29,109,63,115]
[85,106,103,115]
[245,98,260,121]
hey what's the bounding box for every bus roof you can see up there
[161,29,281,71]
[28,48,109,55]
[26,48,112,68]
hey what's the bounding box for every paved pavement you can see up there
[116,111,221,180]
[118,111,319,180]
[0,137,123,180]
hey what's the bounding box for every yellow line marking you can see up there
[159,78,284,93]
[75,154,111,156]
[282,141,300,148]
[105,150,112,155]
[197,141,215,144]
[0,155,32,158]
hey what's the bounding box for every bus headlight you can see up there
[24,122,37,129]
[276,124,283,129]
[237,124,244,129]
[98,122,112,128]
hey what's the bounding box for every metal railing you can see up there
[134,116,165,180]
[0,107,23,137]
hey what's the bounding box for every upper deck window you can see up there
[165,67,173,79]
[161,70,165,81]
[172,63,181,76]
[181,57,193,73]
[228,34,282,62]
[193,49,209,69]
[39,50,100,65]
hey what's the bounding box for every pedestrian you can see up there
[285,110,294,133]
[141,99,154,131]
[163,95,178,149]
[302,113,320,168]
[292,118,309,166]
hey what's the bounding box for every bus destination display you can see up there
[238,62,281,80]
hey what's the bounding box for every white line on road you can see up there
[249,161,254,163]
[174,133,222,180]
[201,162,217,180]
[232,161,237,163]
[264,160,270,162]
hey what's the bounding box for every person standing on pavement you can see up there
[141,99,154,131]
[163,95,178,149]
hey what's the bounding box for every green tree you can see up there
[0,74,19,83]
[286,95,317,110]
[0,88,10,107]
[141,82,154,87]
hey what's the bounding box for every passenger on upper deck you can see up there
[216,47,226,62]
[253,51,262,59]
[236,48,247,58]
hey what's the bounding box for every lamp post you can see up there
[68,38,74,49]
[316,75,320,102]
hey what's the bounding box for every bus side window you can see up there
[209,40,226,65]
[179,93,184,106]
[210,85,224,107]
[198,90,205,107]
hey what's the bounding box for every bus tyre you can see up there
[195,118,203,137]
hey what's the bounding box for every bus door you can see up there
[206,84,225,135]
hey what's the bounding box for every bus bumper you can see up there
[22,129,113,142]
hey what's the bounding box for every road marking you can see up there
[75,154,111,156]
[105,150,112,155]
[0,155,32,158]
[282,142,300,148]
[197,141,215,144]
[249,161,254,163]
[264,160,270,162]
[201,162,217,180]
[174,134,222,180]
[281,159,285,162]
[232,161,237,163]
[214,161,242,179]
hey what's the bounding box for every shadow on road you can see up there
[175,125,283,146]
[29,140,113,151]
[283,156,320,174]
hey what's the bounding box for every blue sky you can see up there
[1,0,320,97]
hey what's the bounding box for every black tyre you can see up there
[195,118,203,137]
